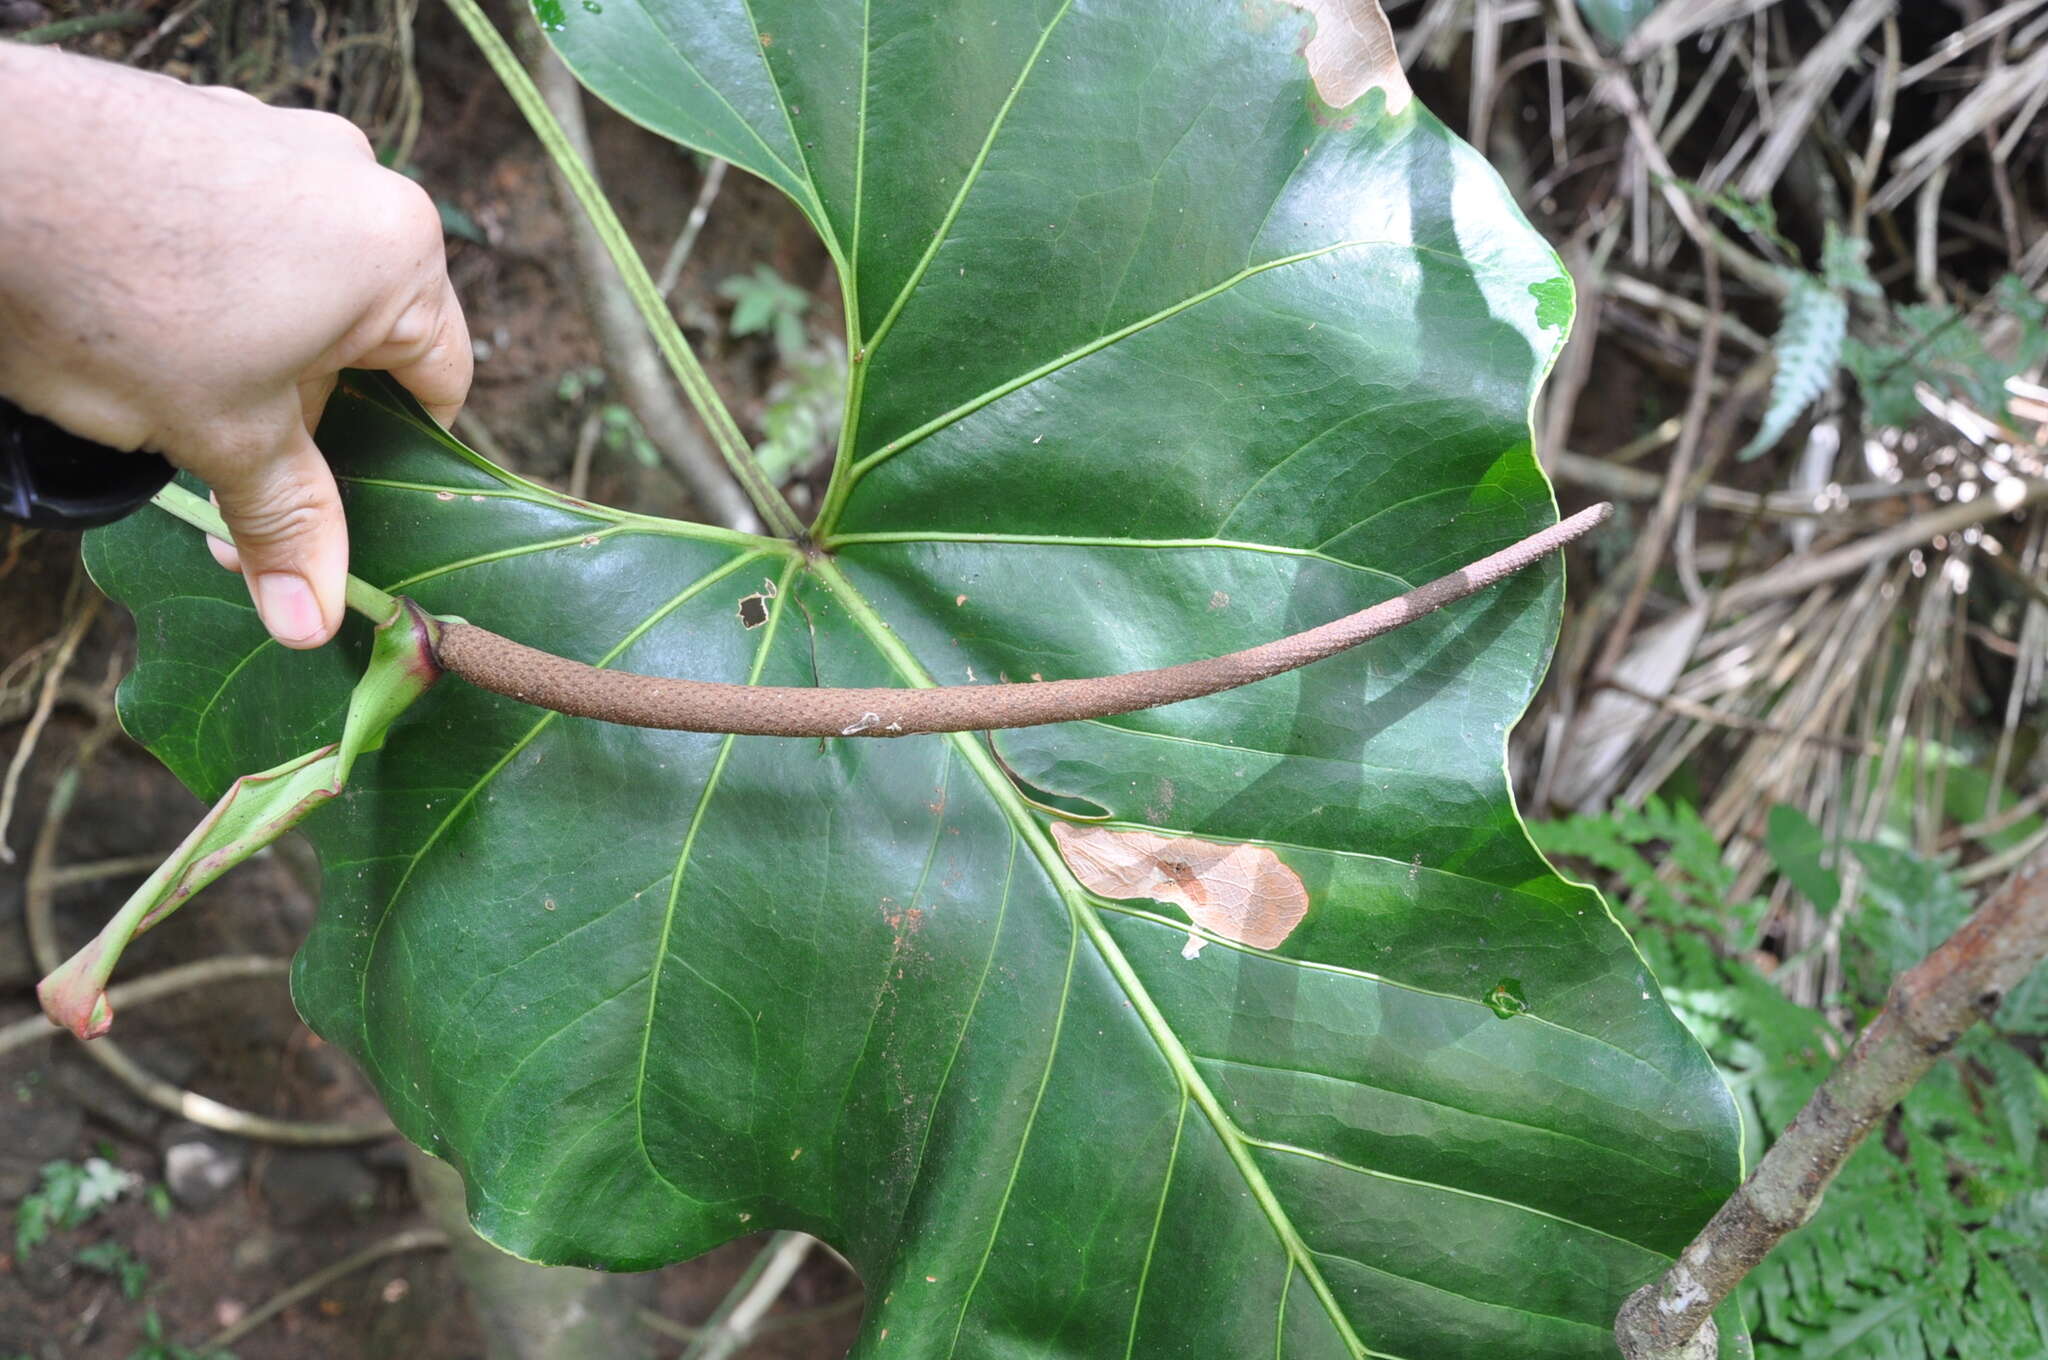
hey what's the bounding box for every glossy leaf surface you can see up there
[89,3,1743,1355]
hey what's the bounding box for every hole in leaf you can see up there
[736,578,779,629]
[1485,978,1529,1019]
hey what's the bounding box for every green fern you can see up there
[1532,806,2048,1358]
[1999,966,2048,1037]
[1844,841,1975,994]
[1741,274,1849,461]
[1843,274,2048,429]
[1748,1044,2048,1360]
[1534,797,1764,944]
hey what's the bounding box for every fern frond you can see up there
[1741,274,1848,461]
[1531,806,2048,1359]
[1845,273,2048,429]
[1848,842,1974,987]
[1998,963,2048,1036]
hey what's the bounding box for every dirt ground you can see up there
[0,2,857,1357]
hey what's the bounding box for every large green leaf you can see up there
[87,2,1744,1355]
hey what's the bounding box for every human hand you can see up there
[0,43,471,648]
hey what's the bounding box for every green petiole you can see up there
[150,482,396,622]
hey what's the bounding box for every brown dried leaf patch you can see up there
[1278,0,1411,114]
[1051,822,1310,958]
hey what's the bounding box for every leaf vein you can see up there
[1122,1091,1187,1359]
[861,0,1076,360]
[353,551,763,1129]
[1190,1052,1680,1185]
[943,864,1080,1356]
[631,556,800,1206]
[847,239,1388,489]
[614,0,806,194]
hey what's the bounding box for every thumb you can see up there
[201,414,348,649]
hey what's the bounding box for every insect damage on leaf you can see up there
[1486,977,1530,1019]
[736,578,778,630]
[1051,822,1310,959]
[1278,0,1412,115]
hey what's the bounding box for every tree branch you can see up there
[431,505,1611,736]
[525,26,761,533]
[1614,847,2048,1360]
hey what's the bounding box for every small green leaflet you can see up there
[1578,0,1659,44]
[1740,275,1847,461]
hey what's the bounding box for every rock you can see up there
[258,1149,379,1226]
[0,3,51,32]
[160,1121,248,1210]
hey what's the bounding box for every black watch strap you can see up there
[0,395,177,530]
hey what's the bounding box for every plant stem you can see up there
[439,0,806,541]
[677,1231,814,1360]
[12,9,150,44]
[525,23,762,532]
[151,483,396,621]
[656,157,728,299]
[24,759,394,1144]
[0,957,288,1058]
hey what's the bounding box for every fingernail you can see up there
[254,572,324,645]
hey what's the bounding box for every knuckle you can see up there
[230,499,326,552]
[381,175,444,251]
[384,294,438,352]
[425,311,472,370]
[302,108,375,156]
[220,478,329,549]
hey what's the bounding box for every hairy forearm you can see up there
[0,45,107,375]
[0,44,222,438]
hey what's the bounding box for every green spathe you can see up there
[85,2,1745,1354]
[38,597,439,1039]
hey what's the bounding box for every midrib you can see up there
[807,554,1373,1359]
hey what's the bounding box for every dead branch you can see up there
[1615,846,2048,1359]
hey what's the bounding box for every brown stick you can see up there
[1614,847,2048,1360]
[524,25,763,534]
[434,504,1612,737]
